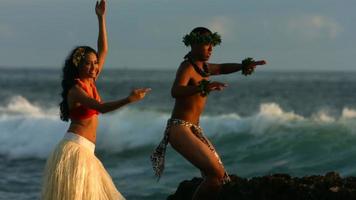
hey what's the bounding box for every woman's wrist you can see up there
[124,96,133,104]
[97,15,105,21]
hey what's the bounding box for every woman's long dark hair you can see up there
[59,46,97,121]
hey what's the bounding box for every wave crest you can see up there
[0,97,355,159]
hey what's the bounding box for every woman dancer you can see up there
[41,1,150,199]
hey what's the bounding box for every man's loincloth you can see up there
[150,118,230,183]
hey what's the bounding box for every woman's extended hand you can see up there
[95,0,106,17]
[127,88,152,103]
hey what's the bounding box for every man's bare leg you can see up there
[168,125,226,200]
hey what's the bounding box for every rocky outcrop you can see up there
[167,172,356,200]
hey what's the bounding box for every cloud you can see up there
[287,15,343,39]
[207,16,235,39]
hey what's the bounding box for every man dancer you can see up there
[151,27,266,200]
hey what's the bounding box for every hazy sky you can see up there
[0,0,355,71]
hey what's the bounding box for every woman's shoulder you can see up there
[68,84,83,97]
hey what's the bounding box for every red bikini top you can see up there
[69,79,101,120]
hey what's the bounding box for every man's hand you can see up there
[255,60,267,66]
[243,59,267,75]
[207,81,227,92]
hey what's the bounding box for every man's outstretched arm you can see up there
[208,60,266,75]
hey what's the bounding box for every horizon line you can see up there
[0,66,356,73]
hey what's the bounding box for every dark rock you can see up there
[167,172,356,200]
[167,178,202,200]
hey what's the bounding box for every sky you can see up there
[0,0,355,71]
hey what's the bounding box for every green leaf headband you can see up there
[182,32,222,46]
[72,48,85,67]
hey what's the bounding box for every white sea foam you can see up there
[342,107,356,119]
[0,96,47,116]
[0,96,355,159]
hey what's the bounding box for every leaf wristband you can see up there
[241,57,255,76]
[198,79,210,96]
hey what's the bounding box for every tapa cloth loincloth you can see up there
[150,118,230,184]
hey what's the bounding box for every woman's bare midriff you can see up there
[67,116,99,143]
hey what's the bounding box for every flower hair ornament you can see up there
[182,32,222,46]
[72,48,86,67]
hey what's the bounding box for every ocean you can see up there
[0,68,356,200]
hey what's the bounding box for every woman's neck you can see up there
[78,77,93,85]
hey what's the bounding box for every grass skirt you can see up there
[41,132,125,200]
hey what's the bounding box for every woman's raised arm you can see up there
[95,0,108,76]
